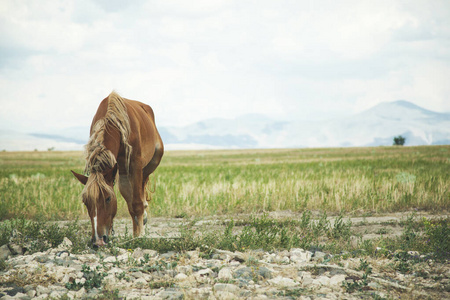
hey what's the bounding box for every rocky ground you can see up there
[0,212,449,299]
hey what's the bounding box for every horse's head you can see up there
[71,164,118,247]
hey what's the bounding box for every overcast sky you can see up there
[1,0,449,133]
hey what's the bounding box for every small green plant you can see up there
[343,259,372,293]
[392,251,413,274]
[423,217,449,260]
[116,271,130,282]
[149,281,175,289]
[66,264,107,291]
[0,259,7,271]
[329,214,352,240]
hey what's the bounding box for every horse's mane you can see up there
[82,91,132,201]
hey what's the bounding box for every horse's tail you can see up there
[104,91,132,173]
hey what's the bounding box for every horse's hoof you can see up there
[143,211,148,225]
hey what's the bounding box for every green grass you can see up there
[1,212,447,261]
[0,146,449,221]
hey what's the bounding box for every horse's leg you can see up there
[119,169,146,237]
[141,143,164,227]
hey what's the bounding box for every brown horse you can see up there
[71,91,164,246]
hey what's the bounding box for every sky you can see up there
[1,0,449,133]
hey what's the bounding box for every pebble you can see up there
[1,242,448,300]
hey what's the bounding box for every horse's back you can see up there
[124,99,163,165]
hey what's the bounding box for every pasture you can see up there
[0,146,449,221]
[1,146,449,299]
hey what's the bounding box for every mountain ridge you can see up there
[1,100,449,151]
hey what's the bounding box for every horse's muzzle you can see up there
[92,235,108,247]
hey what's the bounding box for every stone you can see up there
[160,251,177,259]
[234,267,253,280]
[132,247,145,258]
[49,290,64,299]
[218,267,233,280]
[103,253,127,263]
[314,275,330,286]
[312,251,327,262]
[214,283,240,293]
[157,290,185,300]
[329,268,346,276]
[177,265,193,275]
[256,267,272,279]
[36,285,49,296]
[7,243,23,255]
[74,287,86,298]
[143,249,158,257]
[329,274,346,286]
[408,251,420,257]
[103,274,118,286]
[368,282,381,289]
[302,276,314,286]
[134,277,148,288]
[215,291,236,300]
[57,237,73,251]
[268,276,299,287]
[290,248,312,263]
[175,273,188,281]
[0,244,11,260]
[194,268,214,279]
[35,255,50,263]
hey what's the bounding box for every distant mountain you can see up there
[159,100,450,149]
[1,100,449,151]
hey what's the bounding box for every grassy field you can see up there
[0,146,449,221]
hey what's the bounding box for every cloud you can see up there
[0,0,449,134]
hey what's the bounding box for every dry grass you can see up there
[0,145,449,221]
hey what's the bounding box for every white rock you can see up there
[27,290,37,298]
[329,274,346,286]
[215,291,237,300]
[0,244,11,260]
[194,268,213,279]
[36,285,49,295]
[214,283,240,293]
[134,277,148,288]
[66,291,77,300]
[57,237,73,250]
[103,256,117,263]
[107,267,124,275]
[49,290,64,299]
[280,256,290,264]
[290,248,312,263]
[75,287,86,298]
[313,275,330,286]
[175,273,188,281]
[268,276,299,287]
[176,265,193,275]
[218,267,233,280]
[103,274,118,286]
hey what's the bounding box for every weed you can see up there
[0,259,7,271]
[422,217,449,260]
[149,281,175,289]
[375,228,390,235]
[66,264,107,291]
[116,271,130,282]
[343,259,372,293]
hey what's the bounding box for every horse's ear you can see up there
[104,163,118,184]
[71,170,88,185]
